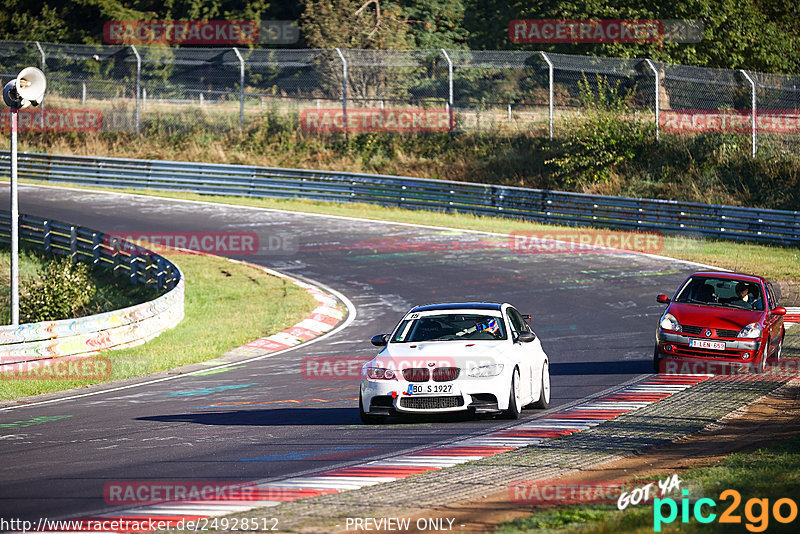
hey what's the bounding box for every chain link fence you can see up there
[1,40,799,154]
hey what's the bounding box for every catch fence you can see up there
[1,42,799,154]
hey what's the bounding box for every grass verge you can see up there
[0,252,317,401]
[18,179,800,284]
[495,434,800,533]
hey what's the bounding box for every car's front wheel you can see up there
[359,391,387,425]
[758,338,770,373]
[503,368,522,419]
[531,361,550,409]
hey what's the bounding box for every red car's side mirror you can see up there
[656,294,670,304]
[772,307,787,316]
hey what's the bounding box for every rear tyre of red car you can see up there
[503,368,522,419]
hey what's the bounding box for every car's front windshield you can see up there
[675,276,765,311]
[391,313,507,342]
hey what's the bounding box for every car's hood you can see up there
[373,340,510,369]
[667,302,763,329]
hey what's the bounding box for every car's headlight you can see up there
[466,364,504,377]
[365,367,397,380]
[738,323,762,339]
[659,313,681,332]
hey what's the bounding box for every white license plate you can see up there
[407,384,455,395]
[690,339,726,350]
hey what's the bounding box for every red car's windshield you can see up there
[674,276,764,311]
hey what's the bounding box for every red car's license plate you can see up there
[690,339,726,350]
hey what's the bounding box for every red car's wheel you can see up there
[758,338,769,373]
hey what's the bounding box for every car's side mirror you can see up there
[516,331,535,343]
[656,294,670,304]
[370,334,389,346]
[772,307,787,316]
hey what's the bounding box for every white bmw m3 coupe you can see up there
[360,302,551,423]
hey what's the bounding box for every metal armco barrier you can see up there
[2,151,799,245]
[0,211,184,364]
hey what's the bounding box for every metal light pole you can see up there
[9,109,19,325]
[3,67,46,325]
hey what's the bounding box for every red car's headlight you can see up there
[659,313,681,332]
[738,323,762,339]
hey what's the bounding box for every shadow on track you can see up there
[551,360,653,375]
[138,408,503,426]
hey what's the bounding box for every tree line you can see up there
[1,0,798,74]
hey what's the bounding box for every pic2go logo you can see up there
[654,489,798,532]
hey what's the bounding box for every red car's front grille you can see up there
[680,325,740,338]
[716,328,740,338]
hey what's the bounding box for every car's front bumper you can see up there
[360,374,509,415]
[656,330,761,363]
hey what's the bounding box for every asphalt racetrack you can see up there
[0,185,698,522]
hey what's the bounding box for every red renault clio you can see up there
[654,271,786,373]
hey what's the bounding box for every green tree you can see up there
[402,0,469,49]
[0,0,272,45]
[462,0,800,74]
[300,0,412,49]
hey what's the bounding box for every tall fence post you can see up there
[233,47,245,126]
[643,59,660,141]
[130,45,141,136]
[739,69,757,158]
[35,41,45,111]
[441,49,454,131]
[335,48,347,135]
[540,51,554,140]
